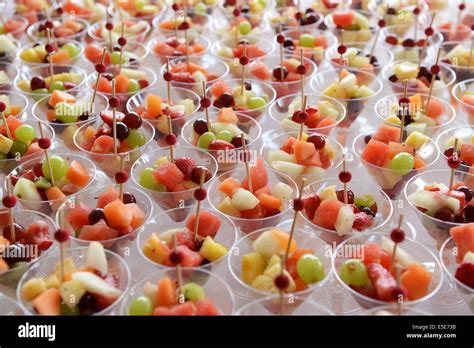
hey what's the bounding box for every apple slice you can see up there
[71,271,122,299]
[334,204,355,236]
[231,188,260,211]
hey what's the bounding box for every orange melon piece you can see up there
[250,60,271,80]
[153,41,175,56]
[280,136,297,153]
[156,277,177,306]
[387,142,414,160]
[210,80,231,98]
[413,156,426,169]
[32,288,61,315]
[91,135,115,154]
[218,177,241,196]
[50,49,71,63]
[300,152,322,167]
[104,199,133,229]
[0,258,8,272]
[10,105,22,116]
[425,98,445,119]
[66,160,90,187]
[450,224,474,263]
[361,243,381,265]
[46,109,56,121]
[115,74,130,94]
[293,140,316,163]
[361,139,390,167]
[1,116,23,137]
[313,35,328,47]
[332,11,355,27]
[373,125,401,144]
[316,117,336,129]
[45,187,67,211]
[312,199,343,230]
[400,263,432,300]
[97,77,112,93]
[271,229,297,253]
[461,93,474,106]
[127,203,146,229]
[257,193,282,210]
[97,186,119,208]
[409,94,422,110]
[241,156,268,192]
[146,94,162,118]
[460,143,474,165]
[217,108,238,123]
[254,185,271,196]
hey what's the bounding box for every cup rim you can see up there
[147,34,211,60]
[452,77,474,109]
[152,7,212,32]
[16,39,85,67]
[87,19,152,42]
[27,17,89,41]
[436,125,474,164]
[17,246,131,316]
[440,236,474,294]
[265,5,324,30]
[227,226,334,298]
[210,36,276,63]
[136,206,238,271]
[332,232,444,306]
[236,294,334,315]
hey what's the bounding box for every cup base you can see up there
[317,277,362,315]
[425,280,466,308]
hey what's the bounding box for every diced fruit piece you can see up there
[199,236,228,262]
[156,277,177,306]
[313,199,343,230]
[182,282,205,302]
[32,288,61,315]
[84,242,108,276]
[21,278,47,301]
[296,254,325,284]
[339,259,369,287]
[367,263,398,302]
[185,211,221,238]
[241,251,266,285]
[103,199,133,229]
[231,188,259,211]
[399,263,431,300]
[253,229,297,260]
[59,280,86,308]
[71,271,121,299]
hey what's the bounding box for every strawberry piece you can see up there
[455,262,474,288]
[100,110,125,127]
[208,140,235,151]
[352,212,374,231]
[303,194,320,220]
[174,157,196,180]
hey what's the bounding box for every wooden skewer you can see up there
[279,23,285,81]
[192,170,205,242]
[299,48,305,104]
[6,178,15,243]
[0,108,12,139]
[339,31,345,82]
[166,58,172,104]
[46,29,55,86]
[283,179,306,264]
[90,48,107,113]
[173,233,184,300]
[342,155,348,204]
[118,22,125,75]
[111,80,118,156]
[449,138,459,190]
[469,30,474,69]
[167,116,174,163]
[413,0,420,42]
[389,214,404,273]
[298,95,307,141]
[240,42,248,96]
[38,121,56,187]
[399,80,409,144]
[182,5,190,72]
[201,81,211,131]
[424,48,441,113]
[241,132,252,193]
[418,13,436,67]
[119,155,125,202]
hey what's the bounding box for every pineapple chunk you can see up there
[264,255,281,273]
[55,257,76,280]
[199,237,228,262]
[59,280,86,308]
[385,115,401,126]
[45,274,60,289]
[251,275,277,292]
[142,233,169,264]
[319,185,337,201]
[404,131,429,150]
[241,252,266,285]
[22,278,47,301]
[218,196,242,218]
[0,135,13,154]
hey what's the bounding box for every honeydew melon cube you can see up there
[385,115,401,125]
[231,188,259,211]
[251,275,277,292]
[281,118,303,132]
[270,182,294,201]
[13,178,42,202]
[317,101,339,119]
[59,280,86,308]
[218,196,242,217]
[334,204,355,236]
[304,166,325,175]
[355,85,374,98]
[270,160,305,178]
[405,131,429,149]
[158,228,185,243]
[121,68,147,81]
[267,149,297,164]
[393,61,419,80]
[0,71,11,85]
[405,122,427,136]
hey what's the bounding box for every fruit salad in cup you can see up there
[27,18,89,42]
[153,8,211,36]
[131,146,218,211]
[212,13,269,40]
[139,207,236,269]
[181,108,262,172]
[334,234,443,308]
[269,94,346,135]
[436,41,474,83]
[208,78,276,121]
[18,242,131,315]
[0,92,29,119]
[354,125,439,199]
[452,79,474,125]
[0,210,56,288]
[0,34,20,63]
[208,156,298,234]
[32,89,107,150]
[437,125,474,173]
[108,0,167,23]
[219,0,273,19]
[150,34,210,64]
[59,185,153,254]
[324,9,380,44]
[87,19,151,43]
[248,54,317,99]
[122,269,234,315]
[14,0,53,24]
[0,15,29,39]
[18,40,83,68]
[371,0,426,27]
[55,0,108,23]
[84,40,149,69]
[375,93,456,137]
[15,65,87,100]
[280,28,336,65]
[266,7,323,33]
[228,227,332,301]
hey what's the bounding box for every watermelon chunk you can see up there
[367,263,398,302]
[185,211,221,238]
[241,156,268,192]
[65,202,92,230]
[97,186,119,208]
[450,224,474,263]
[152,162,184,190]
[372,125,401,144]
[361,139,390,167]
[195,299,220,315]
[176,245,204,267]
[312,199,343,230]
[78,220,119,241]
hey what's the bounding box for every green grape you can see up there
[182,282,205,302]
[354,194,374,208]
[14,125,36,144]
[32,88,49,94]
[60,303,80,316]
[42,156,69,181]
[195,2,207,13]
[216,130,232,143]
[49,81,65,92]
[389,152,414,175]
[125,129,146,148]
[127,79,140,93]
[62,43,80,57]
[299,34,315,48]
[35,177,52,189]
[9,140,27,157]
[139,167,166,191]
[296,254,325,284]
[247,97,266,109]
[238,21,252,35]
[128,296,153,316]
[339,259,369,287]
[110,51,122,65]
[198,131,216,149]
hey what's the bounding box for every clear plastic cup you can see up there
[107,0,167,24]
[137,206,237,271]
[374,93,456,137]
[1,15,29,39]
[380,23,443,61]
[352,130,440,200]
[228,227,333,302]
[0,209,56,289]
[48,0,108,23]
[83,40,150,69]
[0,35,20,64]
[326,41,394,76]
[363,304,432,315]
[181,110,262,172]
[440,237,474,313]
[260,131,345,187]
[210,37,275,78]
[265,6,324,34]
[404,169,474,249]
[381,60,456,101]
[32,90,108,151]
[0,294,24,315]
[8,153,97,216]
[17,39,84,71]
[27,18,89,42]
[86,19,151,43]
[74,117,156,177]
[248,53,317,99]
[301,177,393,245]
[310,68,383,128]
[14,65,87,101]
[218,0,276,17]
[333,233,443,309]
[436,125,474,172]
[17,246,131,316]
[0,62,20,92]
[0,91,29,119]
[208,165,298,234]
[153,8,211,36]
[175,0,219,14]
[324,9,382,44]
[148,34,210,65]
[281,27,337,65]
[119,268,235,315]
[268,93,346,135]
[130,146,218,211]
[55,184,154,257]
[211,13,270,40]
[452,78,474,125]
[208,78,277,121]
[85,65,157,113]
[368,1,428,27]
[428,40,474,84]
[420,10,472,42]
[126,87,200,145]
[237,294,334,315]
